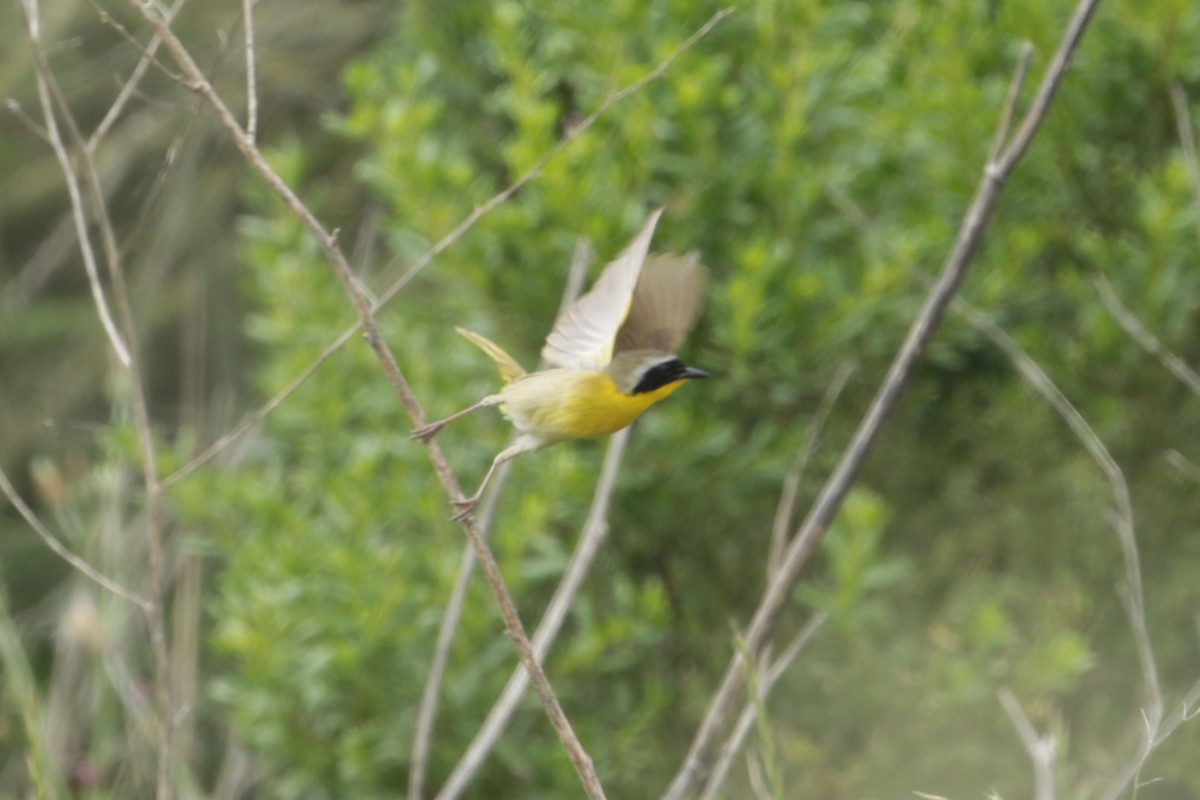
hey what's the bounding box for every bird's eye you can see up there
[631,359,686,394]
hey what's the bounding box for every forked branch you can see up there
[662,2,1103,797]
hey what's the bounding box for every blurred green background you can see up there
[2,0,1199,797]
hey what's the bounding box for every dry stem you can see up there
[409,239,593,800]
[436,426,631,800]
[662,2,1102,795]
[1093,274,1200,396]
[22,2,175,795]
[698,613,827,800]
[242,0,257,142]
[114,2,660,794]
[998,690,1056,800]
[0,467,150,611]
[160,7,734,486]
[767,365,853,580]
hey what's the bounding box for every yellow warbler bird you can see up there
[413,208,708,520]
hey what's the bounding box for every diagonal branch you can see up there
[159,7,734,486]
[0,467,151,611]
[90,0,189,146]
[999,689,1056,800]
[662,2,1103,797]
[767,365,853,580]
[1093,274,1200,396]
[21,0,130,368]
[436,425,631,800]
[21,3,175,796]
[409,239,593,800]
[954,301,1161,795]
[1168,83,1200,233]
[112,3,646,796]
[698,613,827,800]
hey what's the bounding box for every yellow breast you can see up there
[500,369,684,442]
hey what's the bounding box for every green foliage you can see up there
[179,0,1200,797]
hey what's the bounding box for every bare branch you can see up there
[90,0,189,147]
[23,2,176,794]
[162,341,333,487]
[159,8,734,485]
[114,3,626,794]
[988,42,1034,166]
[1093,274,1200,396]
[84,0,192,89]
[409,239,593,800]
[1155,678,1200,746]
[832,101,1184,800]
[436,425,629,800]
[242,0,257,142]
[20,0,131,368]
[1168,83,1200,232]
[699,613,827,800]
[998,690,1056,800]
[996,0,1101,172]
[1166,450,1200,483]
[768,365,853,580]
[663,4,1102,796]
[0,467,151,611]
[951,302,1162,800]
[5,97,50,141]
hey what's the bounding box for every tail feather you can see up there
[455,327,526,382]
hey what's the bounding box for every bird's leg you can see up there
[411,394,503,443]
[450,437,542,522]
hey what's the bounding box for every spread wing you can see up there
[615,252,707,355]
[541,208,664,370]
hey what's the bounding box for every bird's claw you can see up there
[411,422,444,443]
[450,498,478,522]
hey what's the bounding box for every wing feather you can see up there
[540,208,664,370]
[615,252,707,355]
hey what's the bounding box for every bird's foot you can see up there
[411,421,446,443]
[450,497,479,523]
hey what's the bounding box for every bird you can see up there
[412,208,708,521]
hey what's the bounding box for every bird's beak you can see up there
[682,366,710,380]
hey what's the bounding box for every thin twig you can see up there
[119,4,614,795]
[952,302,1162,800]
[437,425,631,800]
[998,690,1056,800]
[84,0,192,89]
[21,0,131,368]
[832,86,1176,800]
[242,0,256,142]
[0,467,151,611]
[699,613,827,800]
[768,365,853,580]
[1093,274,1200,396]
[995,0,1098,173]
[1168,83,1200,231]
[372,8,733,313]
[830,37,1175,800]
[24,3,176,795]
[158,7,734,486]
[91,0,188,147]
[1165,450,1200,483]
[988,43,1034,166]
[5,97,50,141]
[162,341,331,487]
[1151,678,1200,748]
[409,239,593,800]
[662,4,1102,796]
